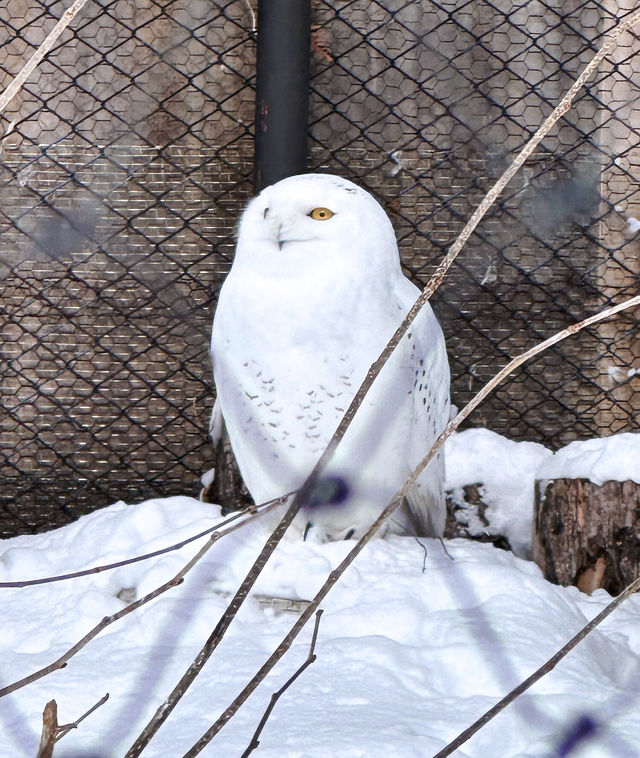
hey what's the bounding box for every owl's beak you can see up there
[273,219,300,250]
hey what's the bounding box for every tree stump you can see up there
[533,478,640,595]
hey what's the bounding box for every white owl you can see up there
[210,173,450,541]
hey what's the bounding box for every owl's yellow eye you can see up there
[308,207,335,221]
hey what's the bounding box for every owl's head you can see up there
[233,174,400,276]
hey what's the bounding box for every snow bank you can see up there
[2,496,640,757]
[444,430,640,556]
[536,432,640,485]
[445,428,552,557]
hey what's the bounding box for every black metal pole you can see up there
[254,0,311,191]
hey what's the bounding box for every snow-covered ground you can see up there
[1,431,640,757]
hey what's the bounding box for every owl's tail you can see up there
[404,451,446,538]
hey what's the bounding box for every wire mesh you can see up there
[0,0,638,537]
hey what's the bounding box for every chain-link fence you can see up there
[1,0,638,537]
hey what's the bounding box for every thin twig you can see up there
[36,693,109,757]
[0,0,91,115]
[240,610,323,758]
[432,575,640,757]
[400,294,640,497]
[180,293,640,755]
[0,495,292,589]
[122,15,640,754]
[124,500,303,758]
[2,582,184,699]
[0,501,285,698]
[55,693,110,741]
[0,531,208,588]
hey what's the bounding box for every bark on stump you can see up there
[534,478,640,595]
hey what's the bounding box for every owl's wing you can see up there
[201,399,223,502]
[209,396,223,444]
[203,396,254,513]
[401,292,451,537]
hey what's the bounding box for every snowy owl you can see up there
[210,173,450,541]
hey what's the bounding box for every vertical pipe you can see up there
[254,0,311,191]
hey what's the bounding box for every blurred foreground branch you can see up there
[432,573,640,757]
[0,0,90,114]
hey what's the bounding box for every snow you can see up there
[607,364,640,383]
[444,430,640,557]
[537,432,640,486]
[2,486,640,757]
[445,428,552,557]
[626,216,640,234]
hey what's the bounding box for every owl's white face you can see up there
[232,174,400,279]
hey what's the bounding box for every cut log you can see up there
[533,478,640,595]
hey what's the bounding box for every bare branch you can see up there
[239,610,323,758]
[55,693,110,741]
[37,700,57,758]
[36,693,109,757]
[124,502,302,758]
[311,4,640,481]
[0,525,227,590]
[2,582,182,699]
[0,0,91,115]
[181,293,640,755]
[122,14,640,754]
[399,294,640,498]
